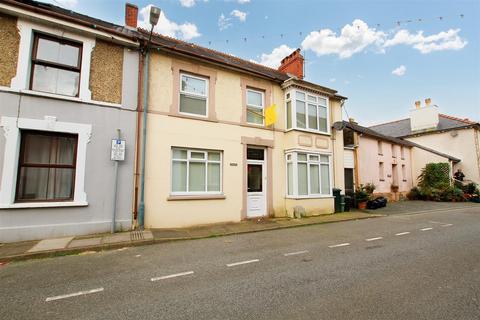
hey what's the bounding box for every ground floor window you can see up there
[286,151,331,197]
[16,130,78,202]
[171,148,222,194]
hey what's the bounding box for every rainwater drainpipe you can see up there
[137,6,161,230]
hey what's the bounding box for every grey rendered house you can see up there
[0,0,139,242]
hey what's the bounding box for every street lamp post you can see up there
[138,6,161,230]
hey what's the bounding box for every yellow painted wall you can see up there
[144,52,343,228]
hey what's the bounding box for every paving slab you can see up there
[28,237,73,253]
[68,238,102,248]
[103,233,131,244]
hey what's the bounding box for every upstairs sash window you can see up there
[30,34,82,97]
[179,74,208,116]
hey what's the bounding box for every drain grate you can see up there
[130,231,145,241]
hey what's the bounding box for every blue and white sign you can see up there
[111,139,126,161]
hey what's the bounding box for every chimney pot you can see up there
[125,3,138,29]
[278,48,304,79]
[425,98,431,106]
[415,100,421,109]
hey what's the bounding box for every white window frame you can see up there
[10,19,95,101]
[246,88,265,126]
[0,116,91,208]
[285,151,333,198]
[171,148,222,196]
[285,90,330,135]
[179,73,209,118]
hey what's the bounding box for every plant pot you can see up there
[391,186,399,193]
[358,201,367,209]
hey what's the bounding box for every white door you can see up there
[247,148,266,218]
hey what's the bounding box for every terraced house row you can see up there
[1,0,478,242]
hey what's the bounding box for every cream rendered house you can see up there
[371,100,480,184]
[138,36,347,228]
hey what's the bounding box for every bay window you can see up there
[286,152,331,197]
[179,73,208,116]
[286,90,329,133]
[171,148,222,194]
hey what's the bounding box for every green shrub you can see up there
[462,183,478,195]
[407,187,421,200]
[418,163,450,189]
[363,183,376,195]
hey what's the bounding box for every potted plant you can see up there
[354,189,369,209]
[391,184,399,193]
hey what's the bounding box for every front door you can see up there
[247,147,266,218]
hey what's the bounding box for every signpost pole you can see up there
[111,129,121,234]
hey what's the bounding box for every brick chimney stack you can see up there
[278,49,304,79]
[125,3,138,29]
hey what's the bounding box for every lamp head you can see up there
[149,6,161,26]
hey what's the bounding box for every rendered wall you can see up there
[407,128,479,184]
[143,52,340,228]
[0,13,19,87]
[357,136,413,194]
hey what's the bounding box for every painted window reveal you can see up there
[179,73,208,116]
[400,146,405,159]
[379,162,385,180]
[391,144,396,158]
[246,89,265,125]
[16,130,78,202]
[171,148,221,194]
[286,152,331,197]
[377,141,383,155]
[30,33,82,97]
[286,90,329,133]
[402,164,407,181]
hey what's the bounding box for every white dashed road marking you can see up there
[421,227,433,231]
[365,237,383,242]
[284,250,309,256]
[226,259,260,267]
[395,232,410,236]
[45,288,104,302]
[441,224,453,227]
[328,243,350,248]
[151,271,194,282]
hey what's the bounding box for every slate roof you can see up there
[6,0,345,94]
[337,121,461,162]
[3,0,138,40]
[369,114,479,138]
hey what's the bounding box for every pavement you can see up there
[0,211,380,263]
[0,205,479,319]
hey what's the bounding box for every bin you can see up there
[332,188,342,213]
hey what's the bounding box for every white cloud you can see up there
[139,5,200,40]
[47,0,77,8]
[301,19,386,59]
[218,10,247,30]
[218,14,232,31]
[384,29,467,54]
[257,44,294,68]
[231,9,247,22]
[179,0,196,7]
[237,0,251,3]
[392,65,406,76]
[329,78,336,82]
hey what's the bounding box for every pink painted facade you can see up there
[356,135,413,198]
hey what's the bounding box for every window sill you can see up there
[0,201,88,209]
[402,179,407,182]
[0,88,123,108]
[285,128,331,136]
[170,112,217,123]
[379,179,385,181]
[285,196,334,200]
[167,194,226,201]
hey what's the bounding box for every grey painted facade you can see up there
[0,48,139,242]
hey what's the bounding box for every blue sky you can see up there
[49,0,480,125]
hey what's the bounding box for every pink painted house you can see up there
[339,120,460,201]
